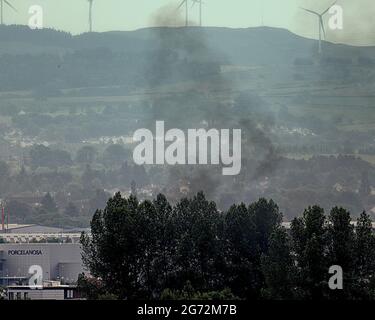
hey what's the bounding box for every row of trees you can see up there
[27,144,131,169]
[5,192,90,228]
[79,192,375,300]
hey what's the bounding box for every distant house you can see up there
[333,183,348,193]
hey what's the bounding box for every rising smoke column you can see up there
[141,3,281,205]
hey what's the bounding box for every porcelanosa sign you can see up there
[8,249,43,256]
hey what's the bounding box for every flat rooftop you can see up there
[0,224,34,231]
[0,224,88,234]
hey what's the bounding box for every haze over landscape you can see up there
[1,0,375,302]
[0,0,373,228]
[2,0,375,45]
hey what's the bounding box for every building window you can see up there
[66,290,74,299]
[24,292,29,300]
[9,292,14,300]
[16,292,21,300]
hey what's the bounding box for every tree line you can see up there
[79,192,375,300]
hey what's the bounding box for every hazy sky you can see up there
[3,0,375,45]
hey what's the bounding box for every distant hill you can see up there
[1,24,375,60]
[0,25,375,91]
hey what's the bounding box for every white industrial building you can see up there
[0,223,90,299]
[0,243,86,288]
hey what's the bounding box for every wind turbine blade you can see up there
[320,17,326,39]
[3,0,17,12]
[177,0,186,9]
[321,1,337,15]
[300,7,320,16]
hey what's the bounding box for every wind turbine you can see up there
[178,0,189,27]
[87,0,94,32]
[0,0,17,25]
[300,1,337,54]
[191,0,203,27]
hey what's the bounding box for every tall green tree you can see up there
[353,211,375,299]
[261,227,297,300]
[81,193,141,299]
[250,198,282,255]
[152,194,176,292]
[224,203,257,298]
[326,207,355,299]
[173,192,223,292]
[291,206,328,299]
[41,192,58,212]
[251,198,283,297]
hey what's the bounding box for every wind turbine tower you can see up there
[301,1,337,54]
[88,0,94,32]
[192,0,203,27]
[178,0,189,27]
